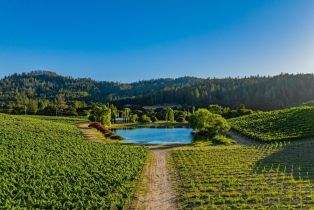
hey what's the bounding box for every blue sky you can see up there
[0,0,313,82]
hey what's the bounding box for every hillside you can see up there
[0,113,147,209]
[229,106,314,142]
[2,71,314,110]
[121,74,314,110]
[0,71,201,104]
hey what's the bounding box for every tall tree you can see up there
[110,104,119,123]
[189,108,230,138]
[27,100,38,114]
[101,106,111,127]
[55,94,67,116]
[16,92,29,115]
[123,108,131,123]
[168,108,175,123]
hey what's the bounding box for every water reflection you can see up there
[114,127,193,145]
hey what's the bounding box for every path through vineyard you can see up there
[79,123,178,209]
[131,149,177,210]
[78,122,104,143]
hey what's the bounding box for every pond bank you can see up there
[112,121,189,128]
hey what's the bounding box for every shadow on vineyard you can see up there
[253,140,314,182]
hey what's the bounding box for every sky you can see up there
[0,0,313,82]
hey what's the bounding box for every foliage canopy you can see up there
[189,108,230,138]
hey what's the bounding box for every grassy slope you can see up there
[0,114,147,209]
[229,106,314,142]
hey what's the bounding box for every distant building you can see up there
[143,104,182,110]
[114,118,125,124]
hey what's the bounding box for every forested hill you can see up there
[119,74,314,110]
[0,71,202,103]
[1,71,314,110]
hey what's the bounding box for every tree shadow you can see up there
[253,139,314,183]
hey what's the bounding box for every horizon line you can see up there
[1,69,314,84]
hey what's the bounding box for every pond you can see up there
[114,127,193,144]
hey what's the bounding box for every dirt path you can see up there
[78,122,178,209]
[228,130,262,146]
[77,122,103,143]
[131,149,177,210]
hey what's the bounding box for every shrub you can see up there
[88,122,123,140]
[89,122,110,134]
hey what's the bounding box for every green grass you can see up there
[0,113,147,209]
[229,106,314,142]
[170,143,314,209]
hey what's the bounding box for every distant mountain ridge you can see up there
[1,71,314,110]
[0,70,203,103]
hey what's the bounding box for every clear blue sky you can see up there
[0,0,313,82]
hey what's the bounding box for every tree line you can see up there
[1,71,314,110]
[87,104,239,145]
[117,73,314,110]
[86,104,253,127]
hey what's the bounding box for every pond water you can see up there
[114,127,193,144]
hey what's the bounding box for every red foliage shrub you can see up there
[89,122,110,133]
[88,122,123,140]
[104,133,112,138]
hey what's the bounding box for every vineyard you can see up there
[0,114,147,209]
[27,115,87,125]
[229,106,314,142]
[170,143,314,209]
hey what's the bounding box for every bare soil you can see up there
[130,149,177,210]
[77,122,103,143]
